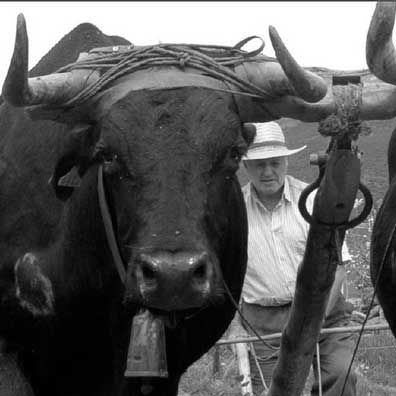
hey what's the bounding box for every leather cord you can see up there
[97,164,126,283]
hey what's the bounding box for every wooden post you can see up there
[267,150,361,396]
[212,345,220,375]
[236,342,253,396]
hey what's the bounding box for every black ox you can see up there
[367,2,396,339]
[0,15,329,396]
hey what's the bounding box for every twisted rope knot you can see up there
[177,52,191,69]
[318,83,372,140]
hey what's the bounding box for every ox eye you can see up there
[103,154,122,174]
[230,150,242,162]
[219,148,242,175]
[103,153,117,164]
[230,146,246,164]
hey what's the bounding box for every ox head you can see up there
[2,15,328,315]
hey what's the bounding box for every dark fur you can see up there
[371,125,396,337]
[0,24,251,395]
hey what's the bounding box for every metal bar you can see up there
[359,345,396,351]
[216,323,390,346]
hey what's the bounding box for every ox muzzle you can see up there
[98,165,218,312]
[133,251,213,311]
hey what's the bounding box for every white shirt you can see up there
[241,175,351,306]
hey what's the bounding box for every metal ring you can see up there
[298,177,321,225]
[344,182,373,230]
[298,181,373,230]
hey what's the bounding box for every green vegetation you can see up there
[357,331,396,393]
[178,347,241,396]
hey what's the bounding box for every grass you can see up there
[178,347,241,396]
[357,331,396,391]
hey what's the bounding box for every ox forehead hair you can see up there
[99,87,242,161]
[99,88,243,239]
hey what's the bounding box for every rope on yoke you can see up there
[299,80,374,232]
[53,37,278,107]
[318,83,372,141]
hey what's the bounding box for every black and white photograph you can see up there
[0,2,395,395]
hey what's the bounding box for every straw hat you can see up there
[242,121,306,160]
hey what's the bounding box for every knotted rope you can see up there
[55,36,278,107]
[318,83,372,140]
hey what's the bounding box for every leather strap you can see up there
[97,164,126,283]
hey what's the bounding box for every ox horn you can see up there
[236,27,327,106]
[366,2,396,85]
[2,14,30,105]
[262,82,396,122]
[2,14,100,107]
[268,26,327,103]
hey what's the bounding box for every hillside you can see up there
[238,117,394,208]
[237,68,396,208]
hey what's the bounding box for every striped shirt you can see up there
[241,175,351,307]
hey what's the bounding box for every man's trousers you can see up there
[241,300,357,396]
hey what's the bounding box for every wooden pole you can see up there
[212,346,220,375]
[235,342,253,396]
[267,150,361,396]
[217,323,390,346]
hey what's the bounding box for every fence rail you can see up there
[216,323,390,346]
[212,322,393,393]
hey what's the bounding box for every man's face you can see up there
[244,156,288,198]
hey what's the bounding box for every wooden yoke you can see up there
[267,150,361,396]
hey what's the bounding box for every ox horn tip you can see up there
[16,13,27,29]
[269,25,327,103]
[366,1,396,84]
[2,13,31,106]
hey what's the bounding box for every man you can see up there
[237,121,356,396]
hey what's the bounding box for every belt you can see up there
[242,297,292,307]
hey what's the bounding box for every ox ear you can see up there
[50,123,96,200]
[242,123,257,147]
[51,156,82,200]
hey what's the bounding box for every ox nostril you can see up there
[132,251,213,310]
[193,262,207,280]
[136,254,159,286]
[141,262,157,282]
[190,254,211,284]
